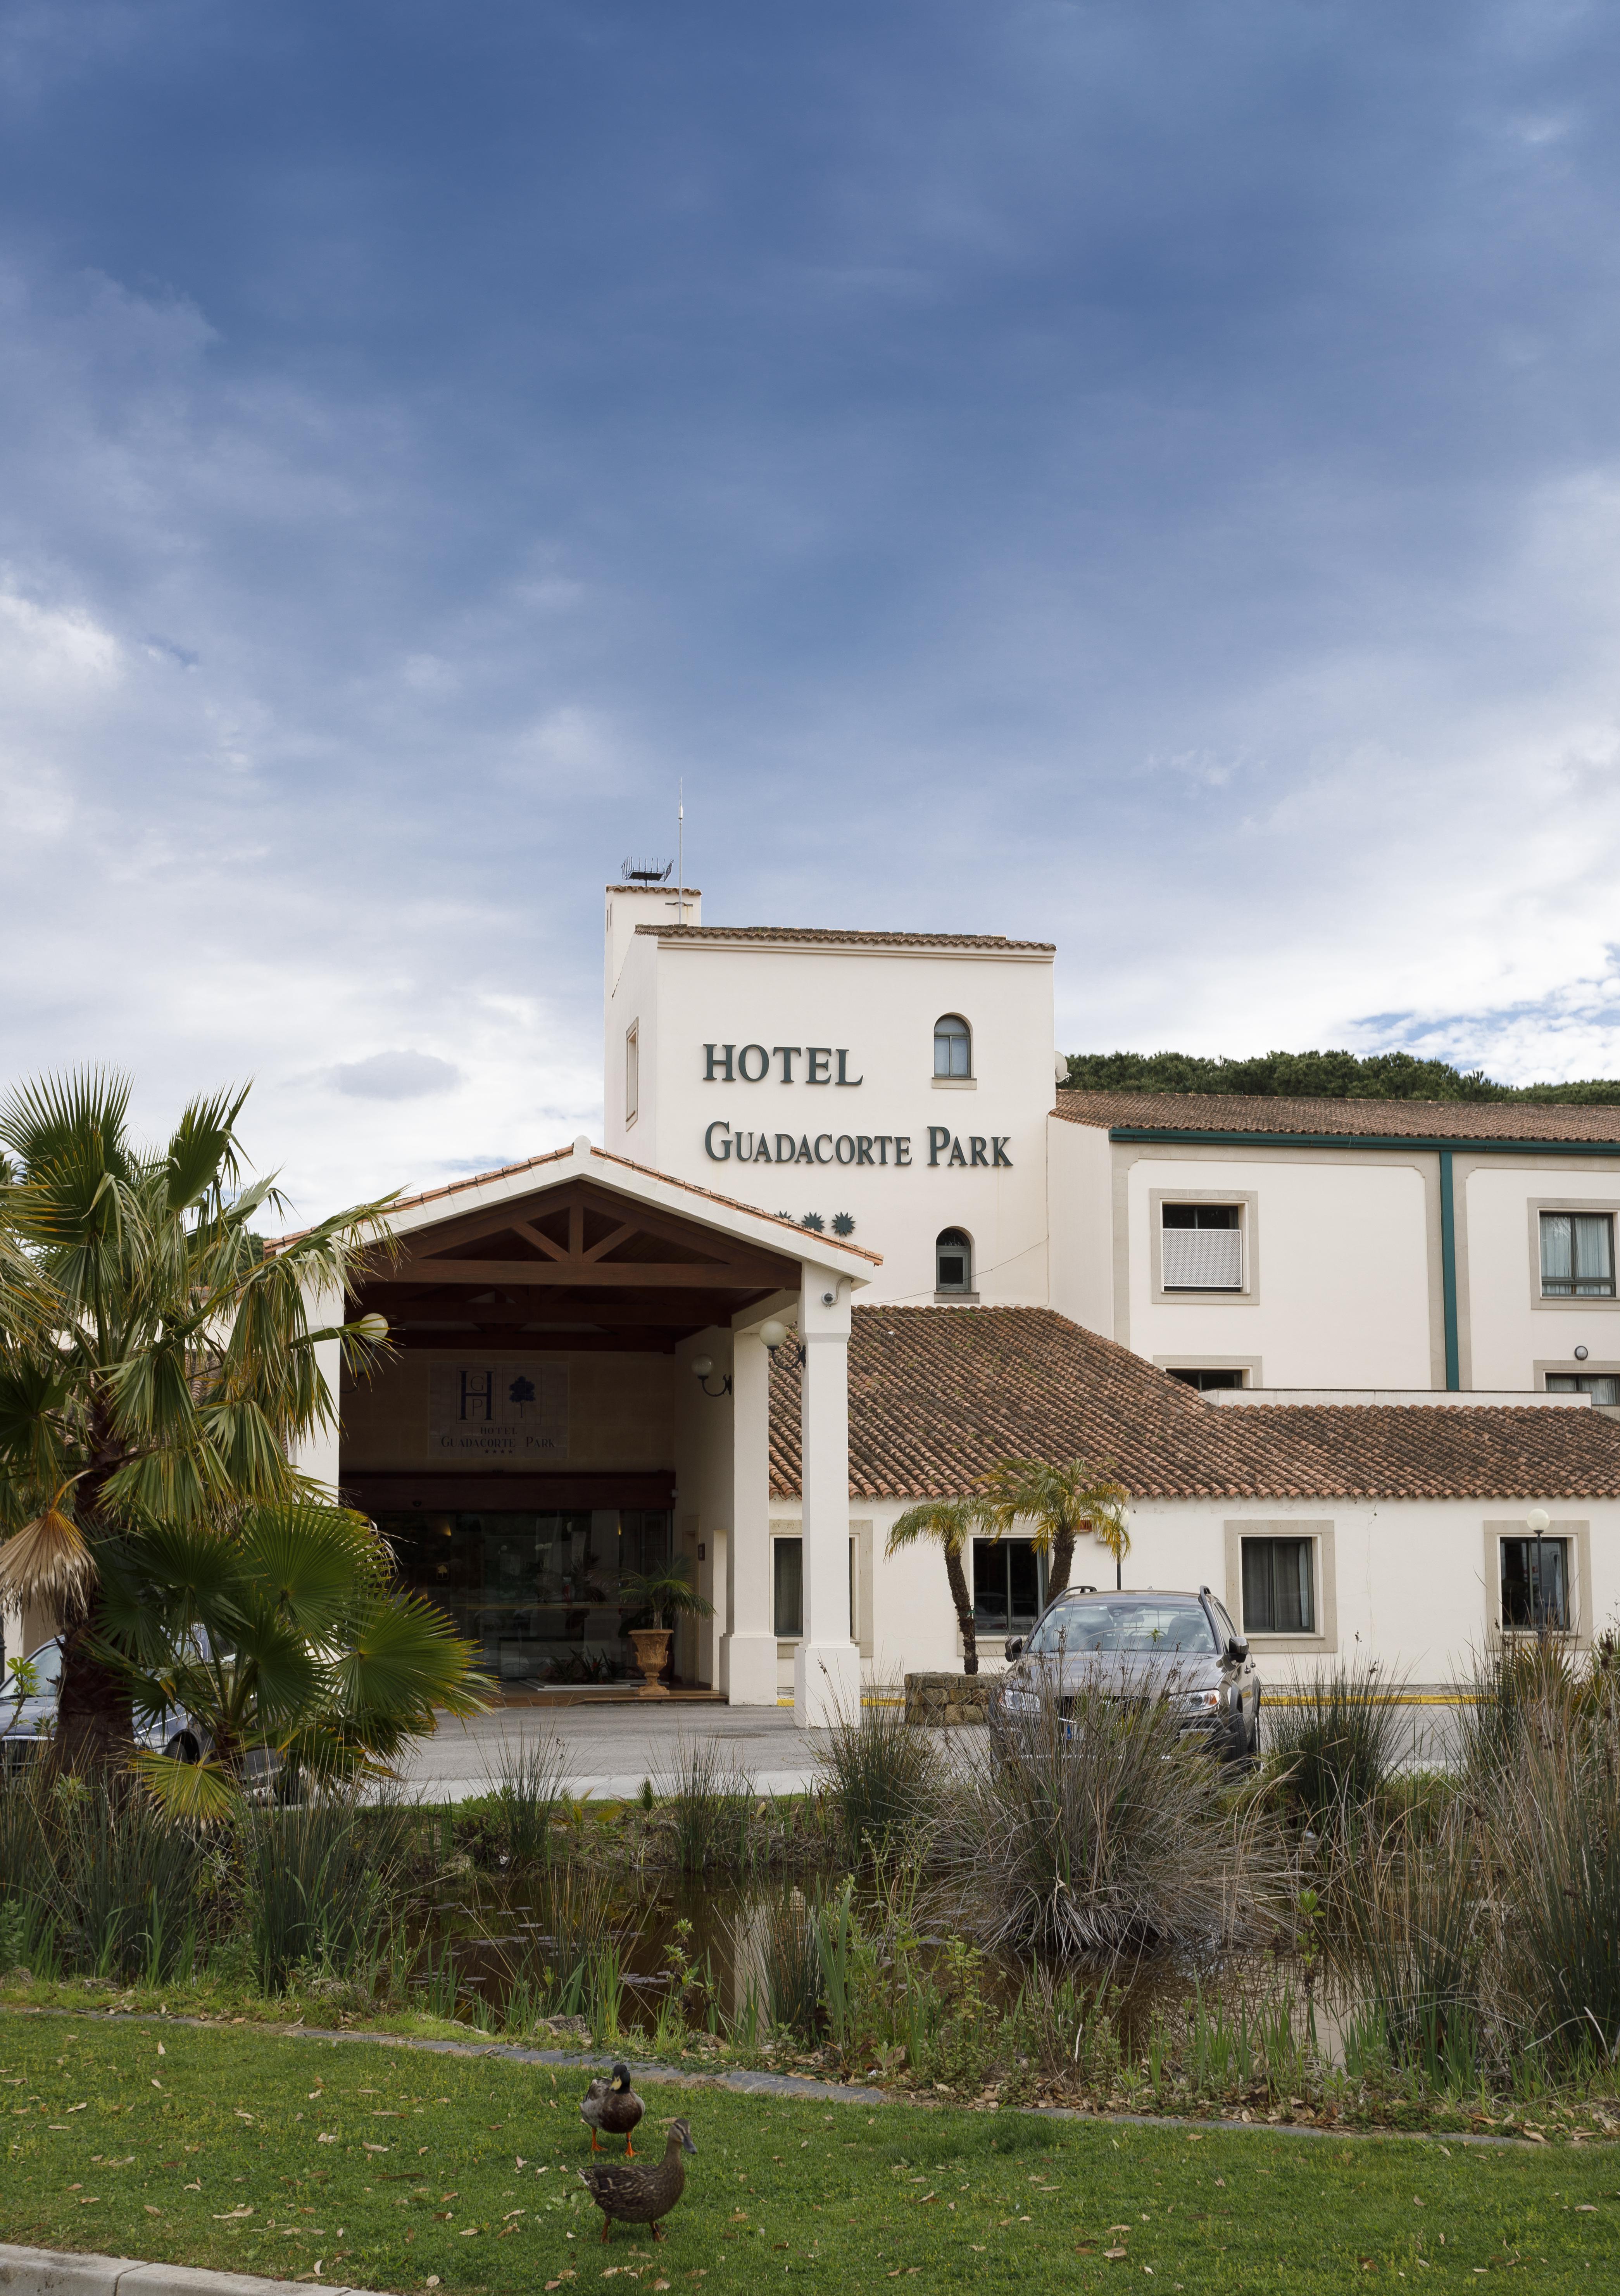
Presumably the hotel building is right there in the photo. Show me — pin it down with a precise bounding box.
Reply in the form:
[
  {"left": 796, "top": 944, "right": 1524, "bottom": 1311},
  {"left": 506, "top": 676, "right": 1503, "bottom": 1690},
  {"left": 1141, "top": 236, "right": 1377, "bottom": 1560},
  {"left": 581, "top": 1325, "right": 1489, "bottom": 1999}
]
[{"left": 298, "top": 880, "right": 1620, "bottom": 1718}]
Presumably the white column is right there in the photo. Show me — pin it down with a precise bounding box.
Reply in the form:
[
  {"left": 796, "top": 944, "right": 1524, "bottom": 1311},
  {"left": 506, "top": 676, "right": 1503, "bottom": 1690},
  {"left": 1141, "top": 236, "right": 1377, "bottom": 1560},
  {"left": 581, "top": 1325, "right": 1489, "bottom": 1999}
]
[
  {"left": 794, "top": 1271, "right": 860, "bottom": 1727},
  {"left": 722, "top": 1325, "right": 778, "bottom": 1705},
  {"left": 288, "top": 1282, "right": 343, "bottom": 1497}
]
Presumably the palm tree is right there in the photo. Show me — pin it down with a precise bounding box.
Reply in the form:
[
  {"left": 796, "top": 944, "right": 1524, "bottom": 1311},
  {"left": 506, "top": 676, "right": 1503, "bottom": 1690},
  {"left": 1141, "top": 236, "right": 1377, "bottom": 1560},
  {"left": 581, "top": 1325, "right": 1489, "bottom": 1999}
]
[
  {"left": 980, "top": 1457, "right": 1130, "bottom": 1600},
  {"left": 0, "top": 1069, "right": 465, "bottom": 1774},
  {"left": 102, "top": 1497, "right": 489, "bottom": 1815},
  {"left": 886, "top": 1496, "right": 994, "bottom": 1674}
]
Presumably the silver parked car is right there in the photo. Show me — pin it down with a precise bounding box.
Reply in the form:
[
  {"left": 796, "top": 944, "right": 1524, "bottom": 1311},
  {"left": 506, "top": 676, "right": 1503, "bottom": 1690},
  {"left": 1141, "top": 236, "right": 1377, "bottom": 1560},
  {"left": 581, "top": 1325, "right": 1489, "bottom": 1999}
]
[
  {"left": 0, "top": 1639, "right": 206, "bottom": 1770},
  {"left": 995, "top": 1585, "right": 1262, "bottom": 1763}
]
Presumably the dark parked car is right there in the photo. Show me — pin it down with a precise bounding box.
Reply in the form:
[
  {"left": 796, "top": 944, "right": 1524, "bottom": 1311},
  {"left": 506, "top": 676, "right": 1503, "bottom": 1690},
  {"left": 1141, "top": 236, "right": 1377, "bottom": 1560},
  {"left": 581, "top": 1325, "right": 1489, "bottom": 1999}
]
[{"left": 995, "top": 1585, "right": 1262, "bottom": 1763}]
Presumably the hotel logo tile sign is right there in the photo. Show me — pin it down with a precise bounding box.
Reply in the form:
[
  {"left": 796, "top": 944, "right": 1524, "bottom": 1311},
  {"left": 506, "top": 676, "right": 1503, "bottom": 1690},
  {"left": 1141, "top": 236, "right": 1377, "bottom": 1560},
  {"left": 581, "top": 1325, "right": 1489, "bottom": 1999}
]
[{"left": 428, "top": 1362, "right": 569, "bottom": 1460}]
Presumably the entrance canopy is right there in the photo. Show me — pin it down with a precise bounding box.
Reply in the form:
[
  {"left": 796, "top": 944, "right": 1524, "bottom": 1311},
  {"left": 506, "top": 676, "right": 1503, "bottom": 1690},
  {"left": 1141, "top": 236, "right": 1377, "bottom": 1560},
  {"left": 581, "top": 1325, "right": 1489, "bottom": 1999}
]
[{"left": 314, "top": 1136, "right": 875, "bottom": 1711}]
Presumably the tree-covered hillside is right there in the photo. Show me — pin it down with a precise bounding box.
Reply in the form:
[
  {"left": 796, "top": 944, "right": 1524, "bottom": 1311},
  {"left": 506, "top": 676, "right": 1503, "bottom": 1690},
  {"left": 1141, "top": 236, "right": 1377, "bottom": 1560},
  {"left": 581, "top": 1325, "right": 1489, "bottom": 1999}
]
[{"left": 1062, "top": 1048, "right": 1620, "bottom": 1104}]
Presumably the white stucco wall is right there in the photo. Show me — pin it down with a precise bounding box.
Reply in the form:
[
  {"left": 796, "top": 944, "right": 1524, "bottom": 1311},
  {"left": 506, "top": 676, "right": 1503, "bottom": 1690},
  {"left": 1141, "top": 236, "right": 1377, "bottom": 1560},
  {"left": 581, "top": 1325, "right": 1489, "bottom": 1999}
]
[
  {"left": 1462, "top": 1155, "right": 1620, "bottom": 1393},
  {"left": 852, "top": 1491, "right": 1620, "bottom": 1687},
  {"left": 606, "top": 923, "right": 1057, "bottom": 1309},
  {"left": 1116, "top": 1148, "right": 1438, "bottom": 1388},
  {"left": 1045, "top": 1110, "right": 1113, "bottom": 1334}
]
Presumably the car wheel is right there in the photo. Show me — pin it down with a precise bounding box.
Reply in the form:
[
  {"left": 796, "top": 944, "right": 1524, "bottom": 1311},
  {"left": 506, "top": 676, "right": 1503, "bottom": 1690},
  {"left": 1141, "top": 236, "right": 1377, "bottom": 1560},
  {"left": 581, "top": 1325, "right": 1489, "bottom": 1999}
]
[{"left": 164, "top": 1732, "right": 201, "bottom": 1765}]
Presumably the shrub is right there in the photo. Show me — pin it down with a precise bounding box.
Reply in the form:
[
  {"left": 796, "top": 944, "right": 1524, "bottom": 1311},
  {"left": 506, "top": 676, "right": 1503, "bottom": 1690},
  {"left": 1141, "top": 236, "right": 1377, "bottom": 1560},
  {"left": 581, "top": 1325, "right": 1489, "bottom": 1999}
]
[{"left": 937, "top": 1668, "right": 1283, "bottom": 1959}]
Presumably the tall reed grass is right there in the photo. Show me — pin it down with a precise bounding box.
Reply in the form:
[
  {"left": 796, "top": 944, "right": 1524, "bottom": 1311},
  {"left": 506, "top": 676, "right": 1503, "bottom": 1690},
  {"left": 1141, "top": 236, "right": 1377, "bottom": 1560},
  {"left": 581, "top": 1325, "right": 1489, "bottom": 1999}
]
[
  {"left": 1267, "top": 1663, "right": 1409, "bottom": 1827},
  {"left": 243, "top": 1795, "right": 420, "bottom": 1991},
  {"left": 476, "top": 1733, "right": 570, "bottom": 1867},
  {"left": 1489, "top": 1682, "right": 1620, "bottom": 2070},
  {"left": 814, "top": 1692, "right": 939, "bottom": 1868},
  {"left": 655, "top": 1738, "right": 756, "bottom": 1872},
  {"left": 0, "top": 1769, "right": 209, "bottom": 1982}
]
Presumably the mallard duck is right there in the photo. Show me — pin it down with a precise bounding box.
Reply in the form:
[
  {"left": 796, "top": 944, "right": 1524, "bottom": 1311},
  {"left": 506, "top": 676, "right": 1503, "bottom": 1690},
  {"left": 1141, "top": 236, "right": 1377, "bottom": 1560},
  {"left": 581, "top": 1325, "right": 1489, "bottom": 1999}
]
[
  {"left": 579, "top": 2062, "right": 644, "bottom": 2154},
  {"left": 579, "top": 2117, "right": 696, "bottom": 2242}
]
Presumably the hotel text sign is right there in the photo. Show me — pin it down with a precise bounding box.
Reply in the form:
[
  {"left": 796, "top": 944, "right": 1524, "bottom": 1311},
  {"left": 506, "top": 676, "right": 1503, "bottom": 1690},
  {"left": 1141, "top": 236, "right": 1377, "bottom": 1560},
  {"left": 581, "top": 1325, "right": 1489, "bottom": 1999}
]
[
  {"left": 699, "top": 1043, "right": 1009, "bottom": 1168},
  {"left": 428, "top": 1362, "right": 569, "bottom": 1460}
]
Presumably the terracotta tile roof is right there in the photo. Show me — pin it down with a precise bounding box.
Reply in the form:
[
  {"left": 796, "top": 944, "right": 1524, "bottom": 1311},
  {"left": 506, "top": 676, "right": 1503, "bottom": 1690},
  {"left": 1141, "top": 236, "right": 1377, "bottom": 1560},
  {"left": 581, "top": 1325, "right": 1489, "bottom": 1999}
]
[
  {"left": 273, "top": 1144, "right": 880, "bottom": 1264},
  {"left": 767, "top": 1306, "right": 1620, "bottom": 1501},
  {"left": 638, "top": 924, "right": 1055, "bottom": 953},
  {"left": 1054, "top": 1089, "right": 1620, "bottom": 1145}
]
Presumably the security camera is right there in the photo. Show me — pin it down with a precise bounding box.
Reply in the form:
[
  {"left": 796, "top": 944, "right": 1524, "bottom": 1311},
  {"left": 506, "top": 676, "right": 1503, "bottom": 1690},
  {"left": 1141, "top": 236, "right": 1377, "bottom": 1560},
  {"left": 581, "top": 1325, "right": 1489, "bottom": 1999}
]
[{"left": 822, "top": 1290, "right": 835, "bottom": 1307}]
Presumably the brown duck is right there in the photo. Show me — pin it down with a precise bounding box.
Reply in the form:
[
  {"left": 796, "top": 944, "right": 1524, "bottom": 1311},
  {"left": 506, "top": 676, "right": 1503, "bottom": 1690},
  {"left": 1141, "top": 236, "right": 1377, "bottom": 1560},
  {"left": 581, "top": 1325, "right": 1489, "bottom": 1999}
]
[
  {"left": 579, "top": 2062, "right": 644, "bottom": 2155},
  {"left": 578, "top": 2117, "right": 697, "bottom": 2243}
]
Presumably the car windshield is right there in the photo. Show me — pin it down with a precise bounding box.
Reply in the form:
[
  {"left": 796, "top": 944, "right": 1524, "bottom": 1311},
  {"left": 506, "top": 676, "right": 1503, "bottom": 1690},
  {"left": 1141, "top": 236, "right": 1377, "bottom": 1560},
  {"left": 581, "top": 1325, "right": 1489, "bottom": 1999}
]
[{"left": 1025, "top": 1599, "right": 1218, "bottom": 1655}]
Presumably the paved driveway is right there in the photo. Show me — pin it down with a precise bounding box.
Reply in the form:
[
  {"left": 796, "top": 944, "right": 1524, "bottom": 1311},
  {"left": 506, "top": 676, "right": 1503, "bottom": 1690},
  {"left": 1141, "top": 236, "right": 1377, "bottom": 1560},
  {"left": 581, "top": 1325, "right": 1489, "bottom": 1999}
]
[{"left": 395, "top": 1704, "right": 823, "bottom": 1803}]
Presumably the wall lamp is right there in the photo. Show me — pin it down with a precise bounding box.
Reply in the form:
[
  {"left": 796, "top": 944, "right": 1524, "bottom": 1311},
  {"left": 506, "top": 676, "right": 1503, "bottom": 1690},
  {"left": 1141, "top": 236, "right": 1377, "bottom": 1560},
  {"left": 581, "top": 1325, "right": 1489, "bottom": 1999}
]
[
  {"left": 758, "top": 1318, "right": 807, "bottom": 1368},
  {"left": 690, "top": 1354, "right": 732, "bottom": 1398}
]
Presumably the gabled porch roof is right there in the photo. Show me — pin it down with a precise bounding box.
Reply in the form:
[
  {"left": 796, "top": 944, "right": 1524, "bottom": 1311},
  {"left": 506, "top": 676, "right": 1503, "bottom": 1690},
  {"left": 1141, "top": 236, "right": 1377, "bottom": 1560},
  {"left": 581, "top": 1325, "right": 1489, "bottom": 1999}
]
[{"left": 347, "top": 1134, "right": 878, "bottom": 1356}]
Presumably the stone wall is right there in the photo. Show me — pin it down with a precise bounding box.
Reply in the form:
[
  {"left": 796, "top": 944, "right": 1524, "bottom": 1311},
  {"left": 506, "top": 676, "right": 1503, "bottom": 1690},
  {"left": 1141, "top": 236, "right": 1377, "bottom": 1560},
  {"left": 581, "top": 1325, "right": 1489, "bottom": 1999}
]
[{"left": 904, "top": 1670, "right": 992, "bottom": 1725}]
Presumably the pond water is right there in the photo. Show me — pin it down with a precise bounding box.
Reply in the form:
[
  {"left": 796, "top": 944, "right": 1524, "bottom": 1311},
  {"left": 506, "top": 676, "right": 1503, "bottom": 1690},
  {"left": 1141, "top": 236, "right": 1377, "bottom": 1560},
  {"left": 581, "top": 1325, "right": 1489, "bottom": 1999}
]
[{"left": 407, "top": 1864, "right": 1327, "bottom": 2065}]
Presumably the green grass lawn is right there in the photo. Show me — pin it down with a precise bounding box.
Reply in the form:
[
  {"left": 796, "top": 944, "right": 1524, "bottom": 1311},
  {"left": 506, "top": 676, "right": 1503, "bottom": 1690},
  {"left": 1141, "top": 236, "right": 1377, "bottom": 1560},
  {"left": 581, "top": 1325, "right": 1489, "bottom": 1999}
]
[{"left": 0, "top": 2016, "right": 1617, "bottom": 2293}]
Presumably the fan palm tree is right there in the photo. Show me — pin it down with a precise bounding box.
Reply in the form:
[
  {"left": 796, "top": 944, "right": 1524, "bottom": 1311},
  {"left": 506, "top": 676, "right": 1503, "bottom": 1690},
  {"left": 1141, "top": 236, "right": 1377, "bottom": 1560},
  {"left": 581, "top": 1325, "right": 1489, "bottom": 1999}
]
[
  {"left": 0, "top": 1069, "right": 474, "bottom": 1774},
  {"left": 886, "top": 1496, "right": 994, "bottom": 1674},
  {"left": 100, "top": 1497, "right": 488, "bottom": 1815},
  {"left": 980, "top": 1457, "right": 1131, "bottom": 1599}
]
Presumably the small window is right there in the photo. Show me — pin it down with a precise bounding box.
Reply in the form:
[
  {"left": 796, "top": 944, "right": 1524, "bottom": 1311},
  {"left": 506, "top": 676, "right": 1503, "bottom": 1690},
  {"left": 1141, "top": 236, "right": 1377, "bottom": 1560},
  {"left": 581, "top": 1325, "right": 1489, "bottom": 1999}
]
[
  {"left": 1546, "top": 1373, "right": 1620, "bottom": 1405},
  {"left": 972, "top": 1538, "right": 1045, "bottom": 1634},
  {"left": 773, "top": 1537, "right": 803, "bottom": 1638},
  {"left": 1162, "top": 1202, "right": 1243, "bottom": 1291},
  {"left": 1540, "top": 1211, "right": 1614, "bottom": 1297},
  {"left": 933, "top": 1014, "right": 971, "bottom": 1078},
  {"left": 936, "top": 1226, "right": 973, "bottom": 1294},
  {"left": 625, "top": 1022, "right": 639, "bottom": 1126},
  {"left": 1168, "top": 1366, "right": 1247, "bottom": 1391},
  {"left": 1499, "top": 1535, "right": 1569, "bottom": 1631},
  {"left": 1241, "top": 1536, "right": 1315, "bottom": 1635}
]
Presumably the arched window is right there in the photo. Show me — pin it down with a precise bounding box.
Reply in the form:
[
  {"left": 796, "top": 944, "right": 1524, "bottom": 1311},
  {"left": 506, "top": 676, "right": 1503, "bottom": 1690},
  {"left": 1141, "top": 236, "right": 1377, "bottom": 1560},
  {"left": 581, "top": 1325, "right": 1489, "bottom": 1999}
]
[
  {"left": 936, "top": 1226, "right": 973, "bottom": 1295},
  {"left": 934, "top": 1013, "right": 971, "bottom": 1078}
]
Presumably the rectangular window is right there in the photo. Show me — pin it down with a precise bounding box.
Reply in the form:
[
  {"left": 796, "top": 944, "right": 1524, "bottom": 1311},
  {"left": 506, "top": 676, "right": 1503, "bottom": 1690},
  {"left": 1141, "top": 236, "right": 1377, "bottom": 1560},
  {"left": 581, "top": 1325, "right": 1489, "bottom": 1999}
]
[
  {"left": 773, "top": 1537, "right": 803, "bottom": 1638},
  {"left": 1168, "top": 1366, "right": 1247, "bottom": 1391},
  {"left": 1546, "top": 1373, "right": 1620, "bottom": 1405},
  {"left": 625, "top": 1023, "right": 639, "bottom": 1126},
  {"left": 1540, "top": 1210, "right": 1613, "bottom": 1296},
  {"left": 1162, "top": 1203, "right": 1243, "bottom": 1291},
  {"left": 971, "top": 1538, "right": 1045, "bottom": 1634},
  {"left": 1240, "top": 1536, "right": 1315, "bottom": 1635},
  {"left": 1499, "top": 1535, "right": 1570, "bottom": 1631}
]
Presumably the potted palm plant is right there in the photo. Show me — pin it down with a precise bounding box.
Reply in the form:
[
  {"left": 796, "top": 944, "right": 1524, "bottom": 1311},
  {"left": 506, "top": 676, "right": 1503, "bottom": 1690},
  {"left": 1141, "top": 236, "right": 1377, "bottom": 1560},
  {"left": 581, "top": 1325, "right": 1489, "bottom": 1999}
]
[{"left": 619, "top": 1559, "right": 714, "bottom": 1698}]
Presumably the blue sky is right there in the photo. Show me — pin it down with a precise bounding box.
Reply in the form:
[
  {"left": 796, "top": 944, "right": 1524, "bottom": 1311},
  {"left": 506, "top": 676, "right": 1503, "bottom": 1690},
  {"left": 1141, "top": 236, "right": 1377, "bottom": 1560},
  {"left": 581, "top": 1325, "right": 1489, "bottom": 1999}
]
[{"left": 5, "top": 2, "right": 1620, "bottom": 1213}]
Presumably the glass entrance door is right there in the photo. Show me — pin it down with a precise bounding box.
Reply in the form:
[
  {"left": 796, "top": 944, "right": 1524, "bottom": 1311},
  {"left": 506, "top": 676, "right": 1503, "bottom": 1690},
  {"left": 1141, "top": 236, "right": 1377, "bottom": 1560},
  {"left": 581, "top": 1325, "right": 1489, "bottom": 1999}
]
[{"left": 382, "top": 1508, "right": 672, "bottom": 1685}]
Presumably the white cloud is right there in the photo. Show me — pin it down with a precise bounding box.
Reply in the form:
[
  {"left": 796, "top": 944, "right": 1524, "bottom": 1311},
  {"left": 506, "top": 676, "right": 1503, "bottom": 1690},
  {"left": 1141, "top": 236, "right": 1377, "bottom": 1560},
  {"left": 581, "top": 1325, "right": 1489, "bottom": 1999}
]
[{"left": 331, "top": 1050, "right": 462, "bottom": 1100}]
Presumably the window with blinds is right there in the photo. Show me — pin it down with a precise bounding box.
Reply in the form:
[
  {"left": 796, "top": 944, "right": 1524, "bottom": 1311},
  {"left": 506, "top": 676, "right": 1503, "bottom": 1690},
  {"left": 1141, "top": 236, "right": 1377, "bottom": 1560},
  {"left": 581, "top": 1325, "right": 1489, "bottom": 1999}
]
[
  {"left": 1540, "top": 1211, "right": 1614, "bottom": 1297},
  {"left": 1162, "top": 1203, "right": 1243, "bottom": 1290}
]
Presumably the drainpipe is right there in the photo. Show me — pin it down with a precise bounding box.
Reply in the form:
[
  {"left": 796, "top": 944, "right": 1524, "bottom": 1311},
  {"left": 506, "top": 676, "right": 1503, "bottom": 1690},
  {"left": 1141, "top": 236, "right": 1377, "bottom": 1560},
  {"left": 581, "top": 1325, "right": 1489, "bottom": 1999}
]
[{"left": 1439, "top": 1150, "right": 1460, "bottom": 1391}]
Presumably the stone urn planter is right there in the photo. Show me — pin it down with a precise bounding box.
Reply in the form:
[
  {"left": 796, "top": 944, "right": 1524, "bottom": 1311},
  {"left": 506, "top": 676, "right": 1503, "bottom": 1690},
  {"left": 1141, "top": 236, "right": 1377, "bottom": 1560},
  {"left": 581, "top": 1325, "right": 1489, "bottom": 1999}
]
[{"left": 629, "top": 1626, "right": 673, "bottom": 1698}]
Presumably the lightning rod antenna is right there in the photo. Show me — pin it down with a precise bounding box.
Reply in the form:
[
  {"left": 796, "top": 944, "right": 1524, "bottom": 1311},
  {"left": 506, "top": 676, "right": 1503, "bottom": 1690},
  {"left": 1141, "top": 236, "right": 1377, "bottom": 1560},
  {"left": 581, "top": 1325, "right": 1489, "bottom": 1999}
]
[{"left": 677, "top": 781, "right": 686, "bottom": 923}]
